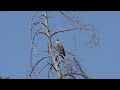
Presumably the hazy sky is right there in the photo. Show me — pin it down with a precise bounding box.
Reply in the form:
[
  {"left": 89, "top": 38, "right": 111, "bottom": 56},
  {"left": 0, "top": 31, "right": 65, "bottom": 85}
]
[{"left": 0, "top": 11, "right": 120, "bottom": 79}]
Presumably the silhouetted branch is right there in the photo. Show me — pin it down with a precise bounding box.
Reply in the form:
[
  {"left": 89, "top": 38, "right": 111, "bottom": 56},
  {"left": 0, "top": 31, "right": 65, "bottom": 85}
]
[
  {"left": 60, "top": 11, "right": 73, "bottom": 21},
  {"left": 39, "top": 62, "right": 50, "bottom": 74},
  {"left": 51, "top": 28, "right": 83, "bottom": 37},
  {"left": 29, "top": 56, "right": 50, "bottom": 77},
  {"left": 64, "top": 73, "right": 76, "bottom": 79},
  {"left": 60, "top": 11, "right": 80, "bottom": 24}
]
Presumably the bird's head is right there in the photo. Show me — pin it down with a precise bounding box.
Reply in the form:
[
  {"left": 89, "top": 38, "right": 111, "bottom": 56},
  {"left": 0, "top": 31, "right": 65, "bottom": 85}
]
[
  {"left": 56, "top": 39, "right": 60, "bottom": 44},
  {"left": 56, "top": 39, "right": 59, "bottom": 41}
]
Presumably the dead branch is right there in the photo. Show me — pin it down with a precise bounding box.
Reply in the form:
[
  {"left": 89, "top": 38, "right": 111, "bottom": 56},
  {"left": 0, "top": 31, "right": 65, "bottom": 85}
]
[
  {"left": 32, "top": 29, "right": 48, "bottom": 42},
  {"left": 29, "top": 56, "right": 50, "bottom": 77},
  {"left": 38, "top": 62, "right": 50, "bottom": 74},
  {"left": 44, "top": 11, "right": 63, "bottom": 79},
  {"left": 51, "top": 28, "right": 83, "bottom": 37},
  {"left": 29, "top": 11, "right": 99, "bottom": 79},
  {"left": 64, "top": 73, "right": 76, "bottom": 79},
  {"left": 60, "top": 11, "right": 80, "bottom": 24},
  {"left": 60, "top": 51, "right": 89, "bottom": 79}
]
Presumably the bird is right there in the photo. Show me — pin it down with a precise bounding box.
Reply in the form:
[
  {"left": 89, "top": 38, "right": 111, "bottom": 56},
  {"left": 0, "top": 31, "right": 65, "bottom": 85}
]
[{"left": 56, "top": 39, "right": 65, "bottom": 59}]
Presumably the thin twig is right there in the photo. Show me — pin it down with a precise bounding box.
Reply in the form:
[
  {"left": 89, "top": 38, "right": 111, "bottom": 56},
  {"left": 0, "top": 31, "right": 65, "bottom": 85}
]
[
  {"left": 39, "top": 62, "right": 50, "bottom": 74},
  {"left": 48, "top": 65, "right": 52, "bottom": 79},
  {"left": 29, "top": 56, "right": 50, "bottom": 77},
  {"left": 60, "top": 11, "right": 80, "bottom": 24},
  {"left": 64, "top": 74, "right": 76, "bottom": 79},
  {"left": 29, "top": 11, "right": 40, "bottom": 75},
  {"left": 51, "top": 28, "right": 83, "bottom": 37}
]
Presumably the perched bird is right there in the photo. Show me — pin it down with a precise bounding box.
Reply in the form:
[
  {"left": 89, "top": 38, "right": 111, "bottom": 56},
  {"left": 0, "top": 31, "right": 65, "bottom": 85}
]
[{"left": 56, "top": 39, "right": 65, "bottom": 59}]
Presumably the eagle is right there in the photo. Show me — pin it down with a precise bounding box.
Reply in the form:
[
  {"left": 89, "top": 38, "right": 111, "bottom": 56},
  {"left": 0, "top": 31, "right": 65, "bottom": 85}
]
[{"left": 56, "top": 39, "right": 65, "bottom": 59}]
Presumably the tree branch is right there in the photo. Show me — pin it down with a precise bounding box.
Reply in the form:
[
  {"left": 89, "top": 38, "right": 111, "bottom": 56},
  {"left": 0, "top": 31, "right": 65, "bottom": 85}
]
[
  {"left": 29, "top": 56, "right": 50, "bottom": 77},
  {"left": 39, "top": 62, "right": 50, "bottom": 74},
  {"left": 44, "top": 11, "right": 63, "bottom": 79},
  {"left": 51, "top": 28, "right": 83, "bottom": 37},
  {"left": 60, "top": 11, "right": 80, "bottom": 24}
]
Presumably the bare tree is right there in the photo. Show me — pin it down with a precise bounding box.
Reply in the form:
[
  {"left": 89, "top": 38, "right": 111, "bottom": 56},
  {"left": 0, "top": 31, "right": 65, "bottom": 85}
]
[{"left": 27, "top": 11, "right": 99, "bottom": 79}]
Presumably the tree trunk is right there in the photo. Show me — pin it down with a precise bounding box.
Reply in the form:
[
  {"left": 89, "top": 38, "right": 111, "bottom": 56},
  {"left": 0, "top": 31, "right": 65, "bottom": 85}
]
[{"left": 44, "top": 11, "right": 63, "bottom": 79}]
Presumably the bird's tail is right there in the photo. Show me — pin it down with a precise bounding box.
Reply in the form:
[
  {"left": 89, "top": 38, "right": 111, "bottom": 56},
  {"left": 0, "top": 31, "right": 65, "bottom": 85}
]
[{"left": 60, "top": 54, "right": 65, "bottom": 60}]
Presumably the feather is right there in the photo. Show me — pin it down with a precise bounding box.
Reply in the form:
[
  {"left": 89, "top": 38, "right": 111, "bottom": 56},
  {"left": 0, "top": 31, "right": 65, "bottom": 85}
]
[{"left": 56, "top": 39, "right": 65, "bottom": 59}]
